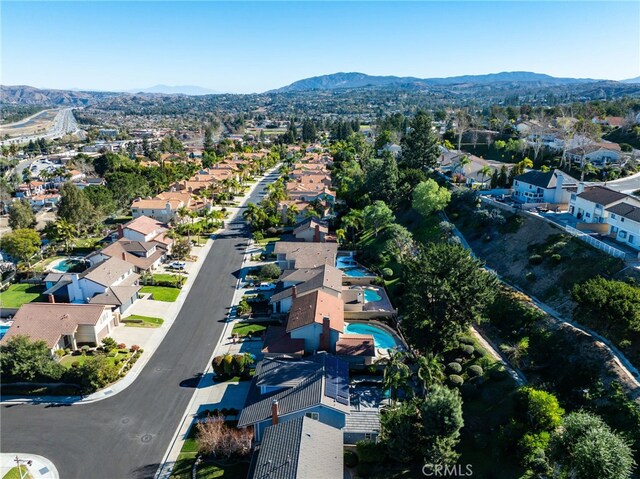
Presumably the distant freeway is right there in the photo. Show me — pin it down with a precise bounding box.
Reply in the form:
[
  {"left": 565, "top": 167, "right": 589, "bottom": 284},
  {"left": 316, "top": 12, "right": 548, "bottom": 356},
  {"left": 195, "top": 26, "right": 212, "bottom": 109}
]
[{"left": 0, "top": 108, "right": 85, "bottom": 146}]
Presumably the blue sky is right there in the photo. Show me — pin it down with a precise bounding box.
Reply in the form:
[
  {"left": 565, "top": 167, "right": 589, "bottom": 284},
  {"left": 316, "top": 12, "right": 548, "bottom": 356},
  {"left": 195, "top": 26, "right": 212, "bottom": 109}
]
[{"left": 2, "top": 1, "right": 639, "bottom": 93}]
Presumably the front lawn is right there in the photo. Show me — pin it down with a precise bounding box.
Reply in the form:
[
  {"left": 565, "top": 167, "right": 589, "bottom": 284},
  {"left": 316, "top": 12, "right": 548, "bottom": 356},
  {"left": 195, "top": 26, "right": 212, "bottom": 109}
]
[
  {"left": 231, "top": 321, "right": 267, "bottom": 338},
  {"left": 0, "top": 283, "right": 44, "bottom": 308},
  {"left": 2, "top": 466, "right": 32, "bottom": 479},
  {"left": 197, "top": 461, "right": 249, "bottom": 479},
  {"left": 141, "top": 285, "right": 180, "bottom": 302},
  {"left": 59, "top": 349, "right": 131, "bottom": 369},
  {"left": 122, "top": 314, "right": 164, "bottom": 328}
]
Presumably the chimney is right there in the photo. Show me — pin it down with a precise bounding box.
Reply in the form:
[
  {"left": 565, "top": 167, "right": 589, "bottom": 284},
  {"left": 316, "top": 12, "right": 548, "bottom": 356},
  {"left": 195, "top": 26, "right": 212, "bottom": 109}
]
[
  {"left": 121, "top": 252, "right": 127, "bottom": 261},
  {"left": 577, "top": 182, "right": 585, "bottom": 194},
  {"left": 271, "top": 400, "right": 279, "bottom": 425},
  {"left": 320, "top": 317, "right": 331, "bottom": 352},
  {"left": 292, "top": 286, "right": 297, "bottom": 299},
  {"left": 48, "top": 294, "right": 55, "bottom": 304},
  {"left": 313, "top": 224, "right": 320, "bottom": 243},
  {"left": 117, "top": 224, "right": 124, "bottom": 239}
]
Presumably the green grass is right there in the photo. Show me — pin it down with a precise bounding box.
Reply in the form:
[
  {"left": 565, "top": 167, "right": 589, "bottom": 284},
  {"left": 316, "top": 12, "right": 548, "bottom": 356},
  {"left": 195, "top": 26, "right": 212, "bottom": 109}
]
[
  {"left": 197, "top": 462, "right": 249, "bottom": 479},
  {"left": 122, "top": 314, "right": 164, "bottom": 328},
  {"left": 170, "top": 452, "right": 197, "bottom": 479},
  {"left": 0, "top": 283, "right": 44, "bottom": 308},
  {"left": 2, "top": 465, "right": 32, "bottom": 479},
  {"left": 141, "top": 286, "right": 180, "bottom": 302},
  {"left": 231, "top": 321, "right": 267, "bottom": 337},
  {"left": 59, "top": 350, "right": 131, "bottom": 369},
  {"left": 32, "top": 255, "right": 65, "bottom": 273}
]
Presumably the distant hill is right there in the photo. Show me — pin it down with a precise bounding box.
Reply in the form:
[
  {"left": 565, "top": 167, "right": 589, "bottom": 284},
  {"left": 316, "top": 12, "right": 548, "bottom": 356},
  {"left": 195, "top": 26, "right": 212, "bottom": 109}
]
[
  {"left": 127, "top": 85, "right": 220, "bottom": 95},
  {"left": 0, "top": 85, "right": 119, "bottom": 105},
  {"left": 271, "top": 71, "right": 600, "bottom": 92},
  {"left": 621, "top": 76, "right": 640, "bottom": 84}
]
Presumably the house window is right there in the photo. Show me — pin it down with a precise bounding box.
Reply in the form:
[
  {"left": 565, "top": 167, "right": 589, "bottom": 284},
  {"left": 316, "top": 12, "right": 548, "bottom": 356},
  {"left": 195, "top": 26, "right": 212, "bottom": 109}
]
[
  {"left": 585, "top": 213, "right": 591, "bottom": 218},
  {"left": 620, "top": 231, "right": 627, "bottom": 239},
  {"left": 611, "top": 214, "right": 616, "bottom": 219},
  {"left": 305, "top": 412, "right": 319, "bottom": 421},
  {"left": 621, "top": 218, "right": 625, "bottom": 222},
  {"left": 630, "top": 235, "right": 635, "bottom": 244},
  {"left": 571, "top": 194, "right": 576, "bottom": 201},
  {"left": 364, "top": 433, "right": 373, "bottom": 441},
  {"left": 611, "top": 226, "right": 618, "bottom": 234}
]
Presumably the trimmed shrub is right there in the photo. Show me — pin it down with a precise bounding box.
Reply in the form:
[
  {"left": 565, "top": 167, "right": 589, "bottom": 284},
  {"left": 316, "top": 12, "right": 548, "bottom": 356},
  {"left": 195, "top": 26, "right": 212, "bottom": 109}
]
[
  {"left": 71, "top": 361, "right": 80, "bottom": 368},
  {"left": 458, "top": 336, "right": 475, "bottom": 346},
  {"left": 117, "top": 343, "right": 126, "bottom": 350},
  {"left": 212, "top": 355, "right": 225, "bottom": 377},
  {"left": 55, "top": 349, "right": 66, "bottom": 358},
  {"left": 381, "top": 267, "right": 393, "bottom": 278},
  {"left": 551, "top": 253, "right": 562, "bottom": 264},
  {"left": 447, "top": 362, "right": 463, "bottom": 374},
  {"left": 468, "top": 365, "right": 484, "bottom": 377},
  {"left": 259, "top": 263, "right": 281, "bottom": 279},
  {"left": 448, "top": 374, "right": 464, "bottom": 387},
  {"left": 344, "top": 450, "right": 359, "bottom": 468},
  {"left": 130, "top": 345, "right": 140, "bottom": 352},
  {"left": 528, "top": 254, "right": 543, "bottom": 265},
  {"left": 461, "top": 344, "right": 475, "bottom": 356},
  {"left": 102, "top": 337, "right": 117, "bottom": 350}
]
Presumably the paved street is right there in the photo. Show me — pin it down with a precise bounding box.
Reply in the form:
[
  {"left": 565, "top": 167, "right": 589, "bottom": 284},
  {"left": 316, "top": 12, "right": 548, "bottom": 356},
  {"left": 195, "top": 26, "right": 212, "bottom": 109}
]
[{"left": 0, "top": 170, "right": 281, "bottom": 479}]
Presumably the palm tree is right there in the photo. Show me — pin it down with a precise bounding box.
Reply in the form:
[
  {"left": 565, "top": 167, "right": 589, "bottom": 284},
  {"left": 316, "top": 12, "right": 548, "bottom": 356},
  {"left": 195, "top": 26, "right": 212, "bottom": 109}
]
[
  {"left": 415, "top": 353, "right": 444, "bottom": 396},
  {"left": 383, "top": 350, "right": 411, "bottom": 405},
  {"left": 580, "top": 161, "right": 597, "bottom": 182},
  {"left": 479, "top": 165, "right": 493, "bottom": 189},
  {"left": 341, "top": 209, "right": 364, "bottom": 244},
  {"left": 335, "top": 228, "right": 346, "bottom": 245},
  {"left": 455, "top": 155, "right": 471, "bottom": 176},
  {"left": 176, "top": 206, "right": 190, "bottom": 226},
  {"left": 55, "top": 219, "right": 77, "bottom": 253},
  {"left": 499, "top": 337, "right": 529, "bottom": 369}
]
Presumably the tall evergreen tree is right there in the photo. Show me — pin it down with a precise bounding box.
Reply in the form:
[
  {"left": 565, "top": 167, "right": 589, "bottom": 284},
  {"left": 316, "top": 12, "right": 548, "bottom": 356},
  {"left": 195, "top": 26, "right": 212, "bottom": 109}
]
[{"left": 400, "top": 110, "right": 440, "bottom": 171}]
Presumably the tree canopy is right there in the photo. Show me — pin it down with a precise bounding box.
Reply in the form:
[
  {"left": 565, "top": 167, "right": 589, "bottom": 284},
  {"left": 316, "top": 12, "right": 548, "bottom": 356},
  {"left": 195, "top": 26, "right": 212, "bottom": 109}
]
[
  {"left": 8, "top": 199, "right": 36, "bottom": 230},
  {"left": 403, "top": 242, "right": 498, "bottom": 352},
  {"left": 412, "top": 179, "right": 451, "bottom": 216},
  {"left": 400, "top": 110, "right": 441, "bottom": 171}
]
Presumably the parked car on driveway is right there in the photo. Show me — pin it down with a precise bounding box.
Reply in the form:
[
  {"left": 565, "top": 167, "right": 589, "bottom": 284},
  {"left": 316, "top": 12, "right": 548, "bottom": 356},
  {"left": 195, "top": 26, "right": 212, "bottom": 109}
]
[
  {"left": 258, "top": 282, "right": 276, "bottom": 291},
  {"left": 168, "top": 261, "right": 186, "bottom": 270}
]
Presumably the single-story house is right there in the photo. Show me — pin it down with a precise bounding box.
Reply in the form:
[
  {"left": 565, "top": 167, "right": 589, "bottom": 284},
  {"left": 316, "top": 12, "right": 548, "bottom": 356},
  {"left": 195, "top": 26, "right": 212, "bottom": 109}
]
[
  {"left": 247, "top": 416, "right": 343, "bottom": 479},
  {"left": 237, "top": 354, "right": 350, "bottom": 442},
  {"left": 0, "top": 303, "right": 116, "bottom": 355}
]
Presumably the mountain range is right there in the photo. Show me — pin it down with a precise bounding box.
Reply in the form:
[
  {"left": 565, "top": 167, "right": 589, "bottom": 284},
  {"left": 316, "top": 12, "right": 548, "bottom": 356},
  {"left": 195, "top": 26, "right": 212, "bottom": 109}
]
[
  {"left": 2, "top": 71, "right": 640, "bottom": 105},
  {"left": 269, "top": 71, "right": 601, "bottom": 93}
]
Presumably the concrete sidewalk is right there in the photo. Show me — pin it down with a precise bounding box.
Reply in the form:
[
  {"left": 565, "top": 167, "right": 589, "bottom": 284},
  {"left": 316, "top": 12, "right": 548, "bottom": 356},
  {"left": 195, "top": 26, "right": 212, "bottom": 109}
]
[{"left": 1, "top": 454, "right": 59, "bottom": 479}]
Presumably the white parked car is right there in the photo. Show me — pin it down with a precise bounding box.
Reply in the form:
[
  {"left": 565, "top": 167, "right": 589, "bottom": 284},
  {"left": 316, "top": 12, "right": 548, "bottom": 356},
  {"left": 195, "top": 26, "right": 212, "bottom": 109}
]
[
  {"left": 258, "top": 282, "right": 276, "bottom": 291},
  {"left": 168, "top": 261, "right": 186, "bottom": 270}
]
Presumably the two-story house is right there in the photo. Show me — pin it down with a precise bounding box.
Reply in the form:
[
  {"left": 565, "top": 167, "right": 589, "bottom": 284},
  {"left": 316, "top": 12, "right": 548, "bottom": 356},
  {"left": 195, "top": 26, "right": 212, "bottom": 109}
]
[
  {"left": 606, "top": 202, "right": 640, "bottom": 251},
  {"left": 44, "top": 257, "right": 141, "bottom": 314},
  {"left": 568, "top": 185, "right": 637, "bottom": 224},
  {"left": 270, "top": 264, "right": 343, "bottom": 314},
  {"left": 512, "top": 169, "right": 577, "bottom": 204},
  {"left": 286, "top": 290, "right": 344, "bottom": 355}
]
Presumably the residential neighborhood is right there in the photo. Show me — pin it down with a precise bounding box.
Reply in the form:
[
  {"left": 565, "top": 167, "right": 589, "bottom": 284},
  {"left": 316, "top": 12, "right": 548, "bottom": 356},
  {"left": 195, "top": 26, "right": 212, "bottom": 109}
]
[{"left": 2, "top": 2, "right": 640, "bottom": 479}]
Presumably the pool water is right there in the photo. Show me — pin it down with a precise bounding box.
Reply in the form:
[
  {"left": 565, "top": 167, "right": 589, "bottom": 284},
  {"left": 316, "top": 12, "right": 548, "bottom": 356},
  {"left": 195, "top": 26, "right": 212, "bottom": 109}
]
[
  {"left": 0, "top": 325, "right": 10, "bottom": 340},
  {"left": 342, "top": 267, "right": 371, "bottom": 277},
  {"left": 55, "top": 259, "right": 79, "bottom": 272},
  {"left": 364, "top": 289, "right": 382, "bottom": 302},
  {"left": 344, "top": 322, "right": 397, "bottom": 350}
]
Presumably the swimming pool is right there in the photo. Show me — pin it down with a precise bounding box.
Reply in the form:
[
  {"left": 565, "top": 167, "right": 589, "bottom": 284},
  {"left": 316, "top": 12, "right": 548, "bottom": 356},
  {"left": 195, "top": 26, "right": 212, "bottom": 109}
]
[
  {"left": 50, "top": 258, "right": 87, "bottom": 273},
  {"left": 344, "top": 322, "right": 397, "bottom": 350},
  {"left": 364, "top": 289, "right": 382, "bottom": 302},
  {"left": 0, "top": 325, "right": 10, "bottom": 340},
  {"left": 342, "top": 267, "right": 371, "bottom": 277}
]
